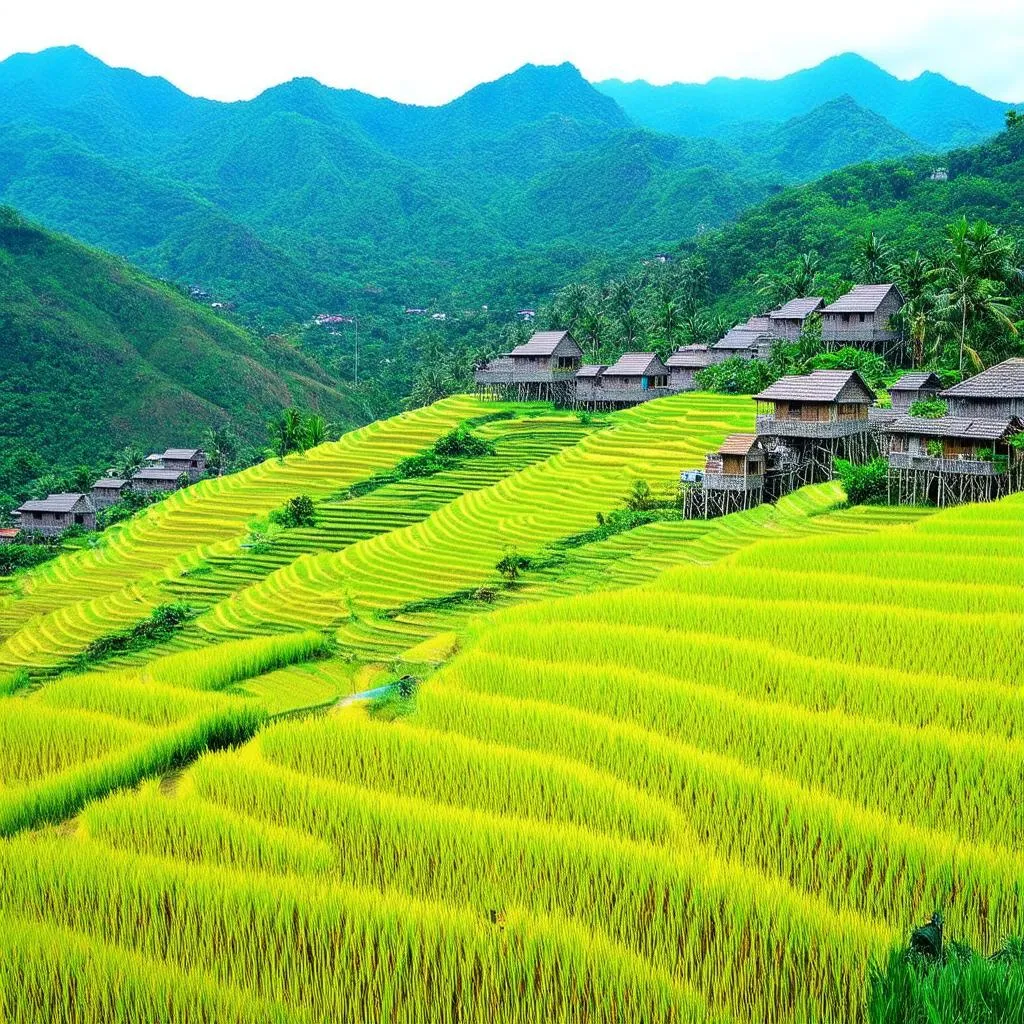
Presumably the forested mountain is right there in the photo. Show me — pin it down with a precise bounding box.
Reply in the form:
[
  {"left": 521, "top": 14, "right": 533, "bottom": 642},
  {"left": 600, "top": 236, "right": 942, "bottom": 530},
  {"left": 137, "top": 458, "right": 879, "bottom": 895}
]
[
  {"left": 2, "top": 46, "right": 1006, "bottom": 330},
  {"left": 598, "top": 53, "right": 1022, "bottom": 151},
  {"left": 0, "top": 207, "right": 360, "bottom": 487}
]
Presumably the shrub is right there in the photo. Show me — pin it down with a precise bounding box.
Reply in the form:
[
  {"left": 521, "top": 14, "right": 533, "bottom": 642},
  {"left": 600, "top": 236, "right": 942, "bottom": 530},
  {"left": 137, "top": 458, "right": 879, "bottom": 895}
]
[
  {"left": 0, "top": 543, "right": 60, "bottom": 576},
  {"left": 695, "top": 357, "right": 775, "bottom": 394},
  {"left": 835, "top": 458, "right": 889, "bottom": 505},
  {"left": 926, "top": 440, "right": 944, "bottom": 458},
  {"left": 624, "top": 480, "right": 658, "bottom": 512},
  {"left": 78, "top": 604, "right": 199, "bottom": 664},
  {"left": 270, "top": 495, "right": 317, "bottom": 529},
  {"left": 908, "top": 398, "right": 948, "bottom": 418},
  {"left": 496, "top": 549, "right": 531, "bottom": 584}
]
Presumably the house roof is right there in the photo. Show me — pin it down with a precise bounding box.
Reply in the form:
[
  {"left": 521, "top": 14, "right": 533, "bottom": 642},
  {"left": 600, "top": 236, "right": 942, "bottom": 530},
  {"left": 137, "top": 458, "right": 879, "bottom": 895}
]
[
  {"left": 132, "top": 468, "right": 184, "bottom": 481},
  {"left": 717, "top": 433, "right": 763, "bottom": 456},
  {"left": 162, "top": 448, "right": 202, "bottom": 460},
  {"left": 887, "top": 415, "right": 1018, "bottom": 441},
  {"left": 92, "top": 478, "right": 128, "bottom": 489},
  {"left": 940, "top": 359, "right": 1024, "bottom": 399},
  {"left": 754, "top": 369, "right": 876, "bottom": 404},
  {"left": 145, "top": 453, "right": 164, "bottom": 462},
  {"left": 889, "top": 372, "right": 944, "bottom": 392},
  {"left": 576, "top": 364, "right": 607, "bottom": 378},
  {"left": 604, "top": 352, "right": 668, "bottom": 376},
  {"left": 666, "top": 345, "right": 715, "bottom": 368},
  {"left": 510, "top": 330, "right": 579, "bottom": 357},
  {"left": 769, "top": 297, "right": 824, "bottom": 320},
  {"left": 16, "top": 493, "right": 95, "bottom": 514},
  {"left": 822, "top": 283, "right": 903, "bottom": 314},
  {"left": 745, "top": 316, "right": 772, "bottom": 332},
  {"left": 714, "top": 327, "right": 766, "bottom": 351},
  {"left": 0, "top": 528, "right": 21, "bottom": 538}
]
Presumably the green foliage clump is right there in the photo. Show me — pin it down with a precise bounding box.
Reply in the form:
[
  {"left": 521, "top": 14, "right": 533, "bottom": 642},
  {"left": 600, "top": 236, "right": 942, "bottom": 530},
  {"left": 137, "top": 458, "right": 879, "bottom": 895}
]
[
  {"left": 695, "top": 357, "right": 775, "bottom": 395},
  {"left": 0, "top": 543, "right": 61, "bottom": 577},
  {"left": 868, "top": 917, "right": 1024, "bottom": 1024},
  {"left": 908, "top": 397, "right": 948, "bottom": 418},
  {"left": 79, "top": 604, "right": 199, "bottom": 664},
  {"left": 496, "top": 549, "right": 532, "bottom": 584},
  {"left": 835, "top": 458, "right": 889, "bottom": 505},
  {"left": 270, "top": 495, "right": 317, "bottom": 529}
]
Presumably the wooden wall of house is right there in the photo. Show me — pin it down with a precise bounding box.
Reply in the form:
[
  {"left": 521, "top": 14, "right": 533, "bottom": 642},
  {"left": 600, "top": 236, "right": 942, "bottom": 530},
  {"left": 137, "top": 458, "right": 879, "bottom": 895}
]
[{"left": 947, "top": 397, "right": 1024, "bottom": 420}]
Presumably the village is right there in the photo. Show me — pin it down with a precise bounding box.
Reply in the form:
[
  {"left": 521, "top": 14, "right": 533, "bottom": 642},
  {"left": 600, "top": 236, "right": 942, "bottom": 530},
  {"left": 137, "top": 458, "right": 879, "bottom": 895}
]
[
  {"left": 474, "top": 281, "right": 1024, "bottom": 515},
  {"left": 2, "top": 448, "right": 206, "bottom": 543}
]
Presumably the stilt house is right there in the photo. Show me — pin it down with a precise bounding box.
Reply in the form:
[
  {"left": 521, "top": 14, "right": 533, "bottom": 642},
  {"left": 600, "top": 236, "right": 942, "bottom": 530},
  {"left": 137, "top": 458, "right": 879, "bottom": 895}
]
[
  {"left": 712, "top": 321, "right": 770, "bottom": 362},
  {"left": 754, "top": 369, "right": 876, "bottom": 484},
  {"left": 14, "top": 494, "right": 96, "bottom": 537},
  {"left": 666, "top": 345, "right": 717, "bottom": 392},
  {"left": 886, "top": 414, "right": 1023, "bottom": 506},
  {"left": 91, "top": 477, "right": 131, "bottom": 508},
  {"left": 685, "top": 434, "right": 768, "bottom": 518},
  {"left": 939, "top": 358, "right": 1024, "bottom": 420},
  {"left": 579, "top": 352, "right": 670, "bottom": 408},
  {"left": 131, "top": 468, "right": 187, "bottom": 494},
  {"left": 474, "top": 330, "right": 582, "bottom": 401},
  {"left": 768, "top": 297, "right": 824, "bottom": 341},
  {"left": 821, "top": 284, "right": 905, "bottom": 360},
  {"left": 887, "top": 372, "right": 944, "bottom": 414}
]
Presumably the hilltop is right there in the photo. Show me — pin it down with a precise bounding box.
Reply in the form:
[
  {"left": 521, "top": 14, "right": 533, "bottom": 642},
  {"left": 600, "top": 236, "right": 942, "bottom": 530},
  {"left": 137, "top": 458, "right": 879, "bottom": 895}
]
[
  {"left": 0, "top": 207, "right": 358, "bottom": 482},
  {"left": 598, "top": 52, "right": 1022, "bottom": 150}
]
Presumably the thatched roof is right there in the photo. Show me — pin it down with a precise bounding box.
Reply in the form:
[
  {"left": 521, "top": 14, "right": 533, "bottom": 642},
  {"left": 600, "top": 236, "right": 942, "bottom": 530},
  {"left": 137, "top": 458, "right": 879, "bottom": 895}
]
[
  {"left": 822, "top": 284, "right": 903, "bottom": 314},
  {"left": 714, "top": 327, "right": 765, "bottom": 351},
  {"left": 889, "top": 372, "right": 943, "bottom": 392},
  {"left": 887, "top": 415, "right": 1019, "bottom": 441},
  {"left": 667, "top": 345, "right": 715, "bottom": 368},
  {"left": 92, "top": 478, "right": 128, "bottom": 489},
  {"left": 940, "top": 359, "right": 1024, "bottom": 399},
  {"left": 576, "top": 364, "right": 607, "bottom": 378},
  {"left": 162, "top": 448, "right": 203, "bottom": 460},
  {"left": 16, "top": 493, "right": 95, "bottom": 514},
  {"left": 717, "top": 434, "right": 763, "bottom": 457},
  {"left": 769, "top": 297, "right": 824, "bottom": 320},
  {"left": 755, "top": 369, "right": 876, "bottom": 404},
  {"left": 132, "top": 469, "right": 184, "bottom": 482},
  {"left": 604, "top": 352, "right": 668, "bottom": 377},
  {"left": 510, "top": 331, "right": 580, "bottom": 357}
]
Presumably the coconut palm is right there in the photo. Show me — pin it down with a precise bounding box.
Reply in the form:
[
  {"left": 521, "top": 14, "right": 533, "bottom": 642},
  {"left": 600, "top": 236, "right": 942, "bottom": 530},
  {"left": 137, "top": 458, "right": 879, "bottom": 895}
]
[{"left": 854, "top": 230, "right": 893, "bottom": 284}]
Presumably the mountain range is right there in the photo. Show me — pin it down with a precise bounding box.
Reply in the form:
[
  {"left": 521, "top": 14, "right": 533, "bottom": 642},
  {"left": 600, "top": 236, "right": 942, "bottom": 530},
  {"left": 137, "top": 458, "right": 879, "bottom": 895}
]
[{"left": 0, "top": 46, "right": 1014, "bottom": 324}]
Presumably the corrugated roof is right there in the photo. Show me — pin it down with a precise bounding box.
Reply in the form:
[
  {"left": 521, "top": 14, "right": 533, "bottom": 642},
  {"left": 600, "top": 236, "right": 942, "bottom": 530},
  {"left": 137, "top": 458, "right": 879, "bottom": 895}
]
[
  {"left": 889, "top": 372, "right": 943, "bottom": 392},
  {"left": 822, "top": 284, "right": 902, "bottom": 314},
  {"left": 132, "top": 468, "right": 185, "bottom": 481},
  {"left": 604, "top": 352, "right": 667, "bottom": 376},
  {"left": 162, "top": 448, "right": 202, "bottom": 460},
  {"left": 887, "top": 415, "right": 1016, "bottom": 440},
  {"left": 510, "top": 330, "right": 578, "bottom": 357},
  {"left": 717, "top": 434, "right": 762, "bottom": 456},
  {"left": 940, "top": 359, "right": 1024, "bottom": 399},
  {"left": 93, "top": 478, "right": 128, "bottom": 489},
  {"left": 754, "top": 370, "right": 876, "bottom": 403},
  {"left": 714, "top": 327, "right": 765, "bottom": 351},
  {"left": 769, "top": 297, "right": 824, "bottom": 320},
  {"left": 576, "top": 364, "right": 607, "bottom": 378},
  {"left": 16, "top": 493, "right": 94, "bottom": 514}
]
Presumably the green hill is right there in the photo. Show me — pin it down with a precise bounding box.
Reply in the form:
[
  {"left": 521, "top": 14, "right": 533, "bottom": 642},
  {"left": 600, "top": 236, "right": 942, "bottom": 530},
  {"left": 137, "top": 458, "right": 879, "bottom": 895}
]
[
  {"left": 0, "top": 206, "right": 358, "bottom": 480},
  {"left": 598, "top": 53, "right": 1022, "bottom": 150}
]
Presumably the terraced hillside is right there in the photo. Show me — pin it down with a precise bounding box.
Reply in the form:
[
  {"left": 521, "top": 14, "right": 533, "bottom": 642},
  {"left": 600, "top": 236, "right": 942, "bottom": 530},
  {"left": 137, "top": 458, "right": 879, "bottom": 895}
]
[{"left": 9, "top": 390, "right": 1021, "bottom": 1022}]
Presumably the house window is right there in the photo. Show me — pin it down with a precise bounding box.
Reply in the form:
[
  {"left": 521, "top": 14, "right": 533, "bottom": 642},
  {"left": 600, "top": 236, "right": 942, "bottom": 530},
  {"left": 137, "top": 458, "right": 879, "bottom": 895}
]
[
  {"left": 859, "top": 313, "right": 866, "bottom": 323},
  {"left": 74, "top": 514, "right": 84, "bottom": 525},
  {"left": 842, "top": 314, "right": 850, "bottom": 323},
  {"left": 557, "top": 356, "right": 577, "bottom": 369},
  {"left": 788, "top": 403, "right": 803, "bottom": 418}
]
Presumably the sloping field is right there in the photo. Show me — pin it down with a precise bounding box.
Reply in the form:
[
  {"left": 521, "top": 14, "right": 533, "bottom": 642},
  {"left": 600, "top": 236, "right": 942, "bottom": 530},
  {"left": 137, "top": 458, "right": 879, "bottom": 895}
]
[{"left": 2, "top": 488, "right": 1018, "bottom": 1021}]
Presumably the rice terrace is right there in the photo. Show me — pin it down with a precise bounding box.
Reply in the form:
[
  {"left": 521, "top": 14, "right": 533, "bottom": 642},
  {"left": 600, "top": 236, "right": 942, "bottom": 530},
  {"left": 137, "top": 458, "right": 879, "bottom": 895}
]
[
  {"left": 5, "top": 12, "right": 1024, "bottom": 1021},
  {"left": 0, "top": 385, "right": 1021, "bottom": 1022}
]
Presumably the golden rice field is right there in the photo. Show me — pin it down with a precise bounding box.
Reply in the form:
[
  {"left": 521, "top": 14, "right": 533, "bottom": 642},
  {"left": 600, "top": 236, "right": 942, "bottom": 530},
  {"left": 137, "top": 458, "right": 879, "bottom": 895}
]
[{"left": 2, "top": 391, "right": 1018, "bottom": 1022}]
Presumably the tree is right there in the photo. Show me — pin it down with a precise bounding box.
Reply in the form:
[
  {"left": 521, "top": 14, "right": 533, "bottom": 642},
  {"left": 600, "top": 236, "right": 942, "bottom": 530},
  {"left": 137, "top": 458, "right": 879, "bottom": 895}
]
[
  {"left": 654, "top": 300, "right": 683, "bottom": 350},
  {"left": 623, "top": 479, "right": 658, "bottom": 511},
  {"left": 894, "top": 253, "right": 938, "bottom": 369},
  {"left": 1007, "top": 110, "right": 1023, "bottom": 131},
  {"left": 853, "top": 230, "right": 893, "bottom": 284},
  {"left": 201, "top": 426, "right": 239, "bottom": 477},
  {"left": 496, "top": 548, "right": 530, "bottom": 585},
  {"left": 267, "top": 408, "right": 308, "bottom": 459},
  {"left": 111, "top": 445, "right": 145, "bottom": 480},
  {"left": 304, "top": 414, "right": 330, "bottom": 449}
]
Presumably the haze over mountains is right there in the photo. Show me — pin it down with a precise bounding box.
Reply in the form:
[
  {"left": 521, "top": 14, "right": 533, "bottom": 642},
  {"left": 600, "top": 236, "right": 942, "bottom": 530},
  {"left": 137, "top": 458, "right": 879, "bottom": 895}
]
[{"left": 0, "top": 46, "right": 1017, "bottom": 324}]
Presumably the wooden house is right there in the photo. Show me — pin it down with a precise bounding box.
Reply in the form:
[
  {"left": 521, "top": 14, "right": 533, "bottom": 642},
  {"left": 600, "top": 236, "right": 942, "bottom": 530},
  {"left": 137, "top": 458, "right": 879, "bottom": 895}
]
[
  {"left": 768, "top": 297, "right": 824, "bottom": 341},
  {"left": 148, "top": 448, "right": 206, "bottom": 481},
  {"left": 91, "top": 477, "right": 131, "bottom": 509},
  {"left": 712, "top": 325, "right": 768, "bottom": 362},
  {"left": 686, "top": 434, "right": 768, "bottom": 518},
  {"left": 572, "top": 364, "right": 609, "bottom": 405},
  {"left": 666, "top": 345, "right": 717, "bottom": 392},
  {"left": 939, "top": 358, "right": 1024, "bottom": 421},
  {"left": 131, "top": 468, "right": 187, "bottom": 494},
  {"left": 754, "top": 370, "right": 877, "bottom": 483},
  {"left": 887, "top": 371, "right": 943, "bottom": 414},
  {"left": 0, "top": 528, "right": 20, "bottom": 546},
  {"left": 821, "top": 284, "right": 905, "bottom": 359},
  {"left": 474, "top": 330, "right": 582, "bottom": 401},
  {"left": 14, "top": 493, "right": 96, "bottom": 537},
  {"left": 579, "top": 352, "right": 670, "bottom": 408},
  {"left": 886, "top": 414, "right": 1023, "bottom": 506}
]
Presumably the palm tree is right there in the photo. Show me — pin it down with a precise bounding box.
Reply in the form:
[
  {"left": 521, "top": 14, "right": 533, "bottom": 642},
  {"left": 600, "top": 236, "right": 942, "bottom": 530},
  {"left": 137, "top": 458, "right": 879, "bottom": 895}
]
[
  {"left": 894, "top": 253, "right": 938, "bottom": 369},
  {"left": 616, "top": 307, "right": 646, "bottom": 350},
  {"left": 790, "top": 251, "right": 821, "bottom": 298},
  {"left": 935, "top": 257, "right": 1018, "bottom": 372},
  {"left": 304, "top": 414, "right": 330, "bottom": 449},
  {"left": 854, "top": 230, "right": 893, "bottom": 284},
  {"left": 655, "top": 299, "right": 683, "bottom": 350},
  {"left": 267, "top": 408, "right": 307, "bottom": 459}
]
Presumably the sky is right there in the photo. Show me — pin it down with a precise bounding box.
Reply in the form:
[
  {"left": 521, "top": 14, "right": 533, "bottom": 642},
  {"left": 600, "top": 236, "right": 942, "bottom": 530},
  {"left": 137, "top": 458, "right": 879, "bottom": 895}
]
[{"left": 3, "top": 0, "right": 1024, "bottom": 105}]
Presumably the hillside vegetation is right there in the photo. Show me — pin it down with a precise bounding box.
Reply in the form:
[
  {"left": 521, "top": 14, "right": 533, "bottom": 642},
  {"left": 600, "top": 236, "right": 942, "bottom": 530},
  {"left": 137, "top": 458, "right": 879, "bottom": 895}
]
[
  {"left": 0, "top": 207, "right": 359, "bottom": 487},
  {"left": 6, "top": 392, "right": 1022, "bottom": 1020}
]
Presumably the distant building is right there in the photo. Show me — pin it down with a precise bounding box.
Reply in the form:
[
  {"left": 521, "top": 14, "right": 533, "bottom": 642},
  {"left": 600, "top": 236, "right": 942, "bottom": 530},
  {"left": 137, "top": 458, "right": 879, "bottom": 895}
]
[
  {"left": 768, "top": 297, "right": 824, "bottom": 342},
  {"left": 14, "top": 494, "right": 96, "bottom": 537},
  {"left": 821, "top": 284, "right": 905, "bottom": 359},
  {"left": 666, "top": 344, "right": 717, "bottom": 392},
  {"left": 404, "top": 307, "right": 429, "bottom": 316},
  {"left": 887, "top": 371, "right": 944, "bottom": 414},
  {"left": 930, "top": 167, "right": 949, "bottom": 182},
  {"left": 0, "top": 528, "right": 20, "bottom": 546},
  {"left": 940, "top": 358, "right": 1024, "bottom": 421},
  {"left": 431, "top": 312, "right": 447, "bottom": 321},
  {"left": 713, "top": 324, "right": 769, "bottom": 361},
  {"left": 91, "top": 478, "right": 131, "bottom": 509},
  {"left": 474, "top": 330, "right": 583, "bottom": 401},
  {"left": 576, "top": 352, "right": 670, "bottom": 408},
  {"left": 147, "top": 448, "right": 207, "bottom": 482},
  {"left": 131, "top": 468, "right": 187, "bottom": 494},
  {"left": 516, "top": 309, "right": 536, "bottom": 321}
]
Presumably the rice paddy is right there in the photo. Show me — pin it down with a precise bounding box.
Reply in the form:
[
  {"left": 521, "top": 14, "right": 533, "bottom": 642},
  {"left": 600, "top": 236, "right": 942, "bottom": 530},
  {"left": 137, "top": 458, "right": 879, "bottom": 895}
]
[{"left": 1, "top": 391, "right": 1018, "bottom": 1021}]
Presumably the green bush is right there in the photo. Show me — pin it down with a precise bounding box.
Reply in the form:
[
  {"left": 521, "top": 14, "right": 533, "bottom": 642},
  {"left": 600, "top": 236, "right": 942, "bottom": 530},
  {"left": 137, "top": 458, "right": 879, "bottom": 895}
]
[
  {"left": 78, "top": 603, "right": 199, "bottom": 664},
  {"left": 908, "top": 398, "right": 948, "bottom": 418},
  {"left": 695, "top": 357, "right": 775, "bottom": 394},
  {"left": 270, "top": 494, "right": 317, "bottom": 528},
  {"left": 0, "top": 543, "right": 60, "bottom": 576},
  {"left": 835, "top": 458, "right": 889, "bottom": 505}
]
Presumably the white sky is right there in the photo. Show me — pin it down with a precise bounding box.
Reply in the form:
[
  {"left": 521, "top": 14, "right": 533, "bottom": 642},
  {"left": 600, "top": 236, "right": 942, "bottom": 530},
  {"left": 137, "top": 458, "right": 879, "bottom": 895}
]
[{"left": 2, "top": 0, "right": 1023, "bottom": 105}]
